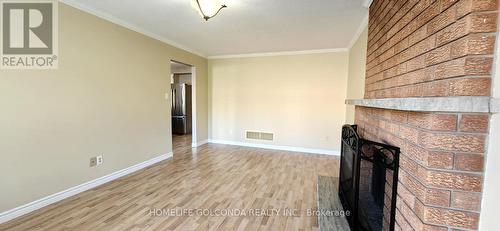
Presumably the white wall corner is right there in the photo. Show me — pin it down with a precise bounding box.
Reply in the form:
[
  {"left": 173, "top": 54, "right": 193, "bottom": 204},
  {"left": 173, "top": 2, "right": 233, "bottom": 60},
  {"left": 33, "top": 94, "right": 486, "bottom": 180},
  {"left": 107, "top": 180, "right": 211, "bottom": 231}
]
[
  {"left": 479, "top": 115, "right": 500, "bottom": 230},
  {"left": 348, "top": 13, "right": 369, "bottom": 49},
  {"left": 479, "top": 4, "right": 500, "bottom": 228},
  {"left": 363, "top": 0, "right": 373, "bottom": 8},
  {"left": 0, "top": 152, "right": 173, "bottom": 224}
]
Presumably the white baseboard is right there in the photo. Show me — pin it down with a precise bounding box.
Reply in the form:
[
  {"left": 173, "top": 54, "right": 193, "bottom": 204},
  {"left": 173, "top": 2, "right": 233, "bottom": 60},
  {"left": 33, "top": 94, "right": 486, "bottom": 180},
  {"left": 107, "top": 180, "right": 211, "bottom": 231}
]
[
  {"left": 0, "top": 152, "right": 173, "bottom": 224},
  {"left": 208, "top": 139, "right": 340, "bottom": 156},
  {"left": 192, "top": 139, "right": 208, "bottom": 148}
]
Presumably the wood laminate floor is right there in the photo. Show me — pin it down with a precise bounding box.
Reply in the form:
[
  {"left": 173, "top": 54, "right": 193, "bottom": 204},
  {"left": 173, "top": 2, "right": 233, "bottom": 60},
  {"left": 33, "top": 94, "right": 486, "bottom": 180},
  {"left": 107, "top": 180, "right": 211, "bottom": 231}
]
[{"left": 0, "top": 135, "right": 340, "bottom": 231}]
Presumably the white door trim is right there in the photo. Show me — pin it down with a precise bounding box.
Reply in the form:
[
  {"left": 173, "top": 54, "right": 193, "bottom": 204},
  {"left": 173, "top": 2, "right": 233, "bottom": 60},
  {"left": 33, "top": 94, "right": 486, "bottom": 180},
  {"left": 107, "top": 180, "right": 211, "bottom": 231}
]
[{"left": 191, "top": 66, "right": 198, "bottom": 147}]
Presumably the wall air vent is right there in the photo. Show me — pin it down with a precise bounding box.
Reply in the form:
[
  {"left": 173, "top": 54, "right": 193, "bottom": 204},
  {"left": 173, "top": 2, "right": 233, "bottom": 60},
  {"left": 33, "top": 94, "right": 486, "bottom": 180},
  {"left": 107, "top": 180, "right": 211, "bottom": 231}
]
[{"left": 246, "top": 131, "right": 274, "bottom": 141}]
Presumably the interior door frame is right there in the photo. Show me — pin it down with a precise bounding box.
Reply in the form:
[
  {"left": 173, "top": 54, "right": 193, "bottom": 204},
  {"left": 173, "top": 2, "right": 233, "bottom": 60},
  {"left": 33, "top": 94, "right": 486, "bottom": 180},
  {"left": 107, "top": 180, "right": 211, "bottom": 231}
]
[
  {"left": 190, "top": 65, "right": 197, "bottom": 147},
  {"left": 170, "top": 60, "right": 197, "bottom": 148}
]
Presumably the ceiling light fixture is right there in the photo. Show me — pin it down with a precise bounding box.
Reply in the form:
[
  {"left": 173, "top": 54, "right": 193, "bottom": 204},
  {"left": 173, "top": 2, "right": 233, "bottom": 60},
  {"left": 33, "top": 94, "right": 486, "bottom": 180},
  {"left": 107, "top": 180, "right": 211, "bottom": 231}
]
[{"left": 192, "top": 0, "right": 227, "bottom": 21}]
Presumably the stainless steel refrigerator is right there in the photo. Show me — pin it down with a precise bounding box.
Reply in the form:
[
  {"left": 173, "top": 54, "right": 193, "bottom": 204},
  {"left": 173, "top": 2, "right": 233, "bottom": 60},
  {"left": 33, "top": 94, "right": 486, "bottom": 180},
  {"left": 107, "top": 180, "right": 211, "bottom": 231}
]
[{"left": 171, "top": 83, "right": 192, "bottom": 134}]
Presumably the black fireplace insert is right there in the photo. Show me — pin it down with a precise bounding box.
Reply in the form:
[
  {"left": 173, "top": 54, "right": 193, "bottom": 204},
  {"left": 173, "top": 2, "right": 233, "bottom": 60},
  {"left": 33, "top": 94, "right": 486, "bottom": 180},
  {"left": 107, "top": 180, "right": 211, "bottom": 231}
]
[{"left": 339, "top": 125, "right": 400, "bottom": 231}]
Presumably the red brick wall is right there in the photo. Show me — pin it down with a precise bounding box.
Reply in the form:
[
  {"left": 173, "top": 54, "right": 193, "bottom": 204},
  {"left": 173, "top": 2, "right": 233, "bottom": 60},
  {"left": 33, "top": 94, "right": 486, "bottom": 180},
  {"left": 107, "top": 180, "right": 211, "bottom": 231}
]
[
  {"left": 354, "top": 0, "right": 498, "bottom": 230},
  {"left": 365, "top": 0, "right": 497, "bottom": 99},
  {"left": 355, "top": 108, "right": 488, "bottom": 230}
]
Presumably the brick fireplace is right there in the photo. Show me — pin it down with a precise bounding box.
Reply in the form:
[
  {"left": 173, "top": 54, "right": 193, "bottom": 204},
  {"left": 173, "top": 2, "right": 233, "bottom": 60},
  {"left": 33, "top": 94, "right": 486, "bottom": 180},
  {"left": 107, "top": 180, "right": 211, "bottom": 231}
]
[{"left": 347, "top": 0, "right": 498, "bottom": 230}]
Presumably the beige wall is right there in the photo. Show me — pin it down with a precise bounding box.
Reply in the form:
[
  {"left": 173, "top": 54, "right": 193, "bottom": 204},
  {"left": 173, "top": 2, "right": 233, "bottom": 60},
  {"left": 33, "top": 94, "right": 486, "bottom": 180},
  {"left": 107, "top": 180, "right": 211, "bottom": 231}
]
[
  {"left": 209, "top": 52, "right": 349, "bottom": 152},
  {"left": 345, "top": 26, "right": 368, "bottom": 124},
  {"left": 0, "top": 4, "right": 208, "bottom": 212}
]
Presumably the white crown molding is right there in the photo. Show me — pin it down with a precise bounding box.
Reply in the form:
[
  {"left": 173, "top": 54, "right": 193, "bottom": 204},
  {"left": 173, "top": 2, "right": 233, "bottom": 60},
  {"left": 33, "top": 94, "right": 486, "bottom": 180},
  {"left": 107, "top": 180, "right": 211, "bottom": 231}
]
[
  {"left": 58, "top": 0, "right": 207, "bottom": 58},
  {"left": 0, "top": 152, "right": 173, "bottom": 224},
  {"left": 208, "top": 139, "right": 340, "bottom": 156},
  {"left": 58, "top": 0, "right": 361, "bottom": 59},
  {"left": 348, "top": 13, "right": 369, "bottom": 49},
  {"left": 208, "top": 48, "right": 349, "bottom": 59}
]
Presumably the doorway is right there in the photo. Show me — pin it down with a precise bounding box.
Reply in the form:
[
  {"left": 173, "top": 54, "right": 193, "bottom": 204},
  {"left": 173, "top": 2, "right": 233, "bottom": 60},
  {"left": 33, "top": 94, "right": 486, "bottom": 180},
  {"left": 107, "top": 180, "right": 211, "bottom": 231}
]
[{"left": 170, "top": 60, "right": 196, "bottom": 150}]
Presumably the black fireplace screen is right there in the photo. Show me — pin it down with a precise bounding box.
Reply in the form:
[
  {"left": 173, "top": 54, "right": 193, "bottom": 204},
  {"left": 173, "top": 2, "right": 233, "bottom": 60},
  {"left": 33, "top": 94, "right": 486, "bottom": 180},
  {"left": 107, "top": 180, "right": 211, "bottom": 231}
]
[{"left": 339, "top": 125, "right": 400, "bottom": 231}]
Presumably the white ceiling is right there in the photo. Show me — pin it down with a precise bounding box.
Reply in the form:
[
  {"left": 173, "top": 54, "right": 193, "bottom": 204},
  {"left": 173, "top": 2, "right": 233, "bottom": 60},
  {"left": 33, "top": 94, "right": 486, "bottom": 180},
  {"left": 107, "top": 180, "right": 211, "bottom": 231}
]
[{"left": 62, "top": 0, "right": 369, "bottom": 57}]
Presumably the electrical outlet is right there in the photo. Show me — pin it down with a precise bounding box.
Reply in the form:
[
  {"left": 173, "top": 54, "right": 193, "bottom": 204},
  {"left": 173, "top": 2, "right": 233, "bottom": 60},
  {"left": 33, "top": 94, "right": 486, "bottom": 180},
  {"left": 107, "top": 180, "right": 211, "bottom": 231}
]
[
  {"left": 96, "top": 155, "right": 103, "bottom": 166},
  {"left": 90, "top": 157, "right": 97, "bottom": 167},
  {"left": 90, "top": 155, "right": 103, "bottom": 167}
]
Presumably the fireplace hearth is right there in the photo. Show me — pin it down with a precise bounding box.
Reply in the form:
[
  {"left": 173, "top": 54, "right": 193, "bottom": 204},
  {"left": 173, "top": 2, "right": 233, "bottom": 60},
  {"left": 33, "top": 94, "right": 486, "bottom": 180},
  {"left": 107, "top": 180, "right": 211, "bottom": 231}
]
[{"left": 339, "top": 125, "right": 400, "bottom": 231}]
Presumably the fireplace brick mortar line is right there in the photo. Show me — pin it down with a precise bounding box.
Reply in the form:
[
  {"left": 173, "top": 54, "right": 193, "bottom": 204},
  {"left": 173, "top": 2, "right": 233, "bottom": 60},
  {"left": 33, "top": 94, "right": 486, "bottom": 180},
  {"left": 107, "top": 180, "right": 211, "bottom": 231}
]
[{"left": 346, "top": 97, "right": 500, "bottom": 114}]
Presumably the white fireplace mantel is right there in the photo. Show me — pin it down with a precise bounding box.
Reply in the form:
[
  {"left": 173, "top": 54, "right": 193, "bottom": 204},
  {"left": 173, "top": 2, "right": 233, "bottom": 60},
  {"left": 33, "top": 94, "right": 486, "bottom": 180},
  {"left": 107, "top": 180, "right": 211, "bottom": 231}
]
[{"left": 346, "top": 96, "right": 500, "bottom": 114}]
